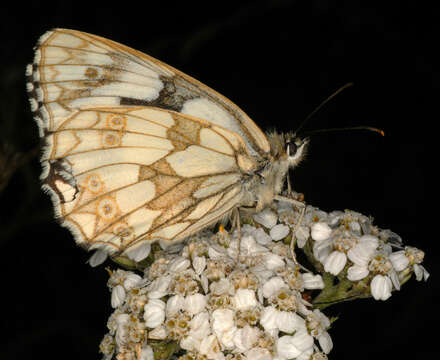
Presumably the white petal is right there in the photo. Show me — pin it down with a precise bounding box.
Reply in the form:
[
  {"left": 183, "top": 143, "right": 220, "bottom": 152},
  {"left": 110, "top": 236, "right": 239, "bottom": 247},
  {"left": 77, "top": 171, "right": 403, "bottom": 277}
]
[
  {"left": 232, "top": 288, "right": 257, "bottom": 310},
  {"left": 278, "top": 311, "right": 306, "bottom": 334},
  {"left": 219, "top": 326, "right": 237, "bottom": 349},
  {"left": 168, "top": 257, "right": 191, "bottom": 272},
  {"left": 347, "top": 264, "right": 369, "bottom": 281},
  {"left": 276, "top": 335, "right": 302, "bottom": 359},
  {"left": 148, "top": 325, "right": 167, "bottom": 340},
  {"left": 302, "top": 273, "right": 324, "bottom": 289},
  {"left": 147, "top": 275, "right": 171, "bottom": 299},
  {"left": 139, "top": 345, "right": 154, "bottom": 360},
  {"left": 324, "top": 251, "right": 347, "bottom": 275},
  {"left": 123, "top": 273, "right": 142, "bottom": 290},
  {"left": 295, "top": 225, "right": 310, "bottom": 248},
  {"left": 188, "top": 311, "right": 211, "bottom": 339},
  {"left": 125, "top": 242, "right": 151, "bottom": 262},
  {"left": 262, "top": 277, "right": 286, "bottom": 298},
  {"left": 389, "top": 270, "right": 401, "bottom": 290},
  {"left": 313, "top": 238, "right": 333, "bottom": 263},
  {"left": 88, "top": 249, "right": 108, "bottom": 267},
  {"left": 263, "top": 253, "right": 285, "bottom": 271},
  {"left": 253, "top": 227, "right": 273, "bottom": 245},
  {"left": 144, "top": 299, "right": 166, "bottom": 328},
  {"left": 210, "top": 278, "right": 233, "bottom": 295},
  {"left": 318, "top": 331, "right": 333, "bottom": 354},
  {"left": 253, "top": 208, "right": 278, "bottom": 229},
  {"left": 291, "top": 329, "right": 314, "bottom": 351},
  {"left": 193, "top": 255, "right": 206, "bottom": 275},
  {"left": 184, "top": 293, "right": 207, "bottom": 315},
  {"left": 245, "top": 347, "right": 272, "bottom": 360},
  {"left": 199, "top": 334, "right": 222, "bottom": 359},
  {"left": 260, "top": 306, "right": 280, "bottom": 331},
  {"left": 111, "top": 285, "right": 126, "bottom": 308},
  {"left": 389, "top": 251, "right": 409, "bottom": 271},
  {"left": 240, "top": 235, "right": 268, "bottom": 256},
  {"left": 234, "top": 325, "right": 259, "bottom": 352},
  {"left": 212, "top": 308, "right": 234, "bottom": 334},
  {"left": 166, "top": 294, "right": 185, "bottom": 316},
  {"left": 370, "top": 274, "right": 392, "bottom": 301},
  {"left": 311, "top": 222, "right": 332, "bottom": 241},
  {"left": 270, "top": 224, "right": 290, "bottom": 241},
  {"left": 414, "top": 264, "right": 430, "bottom": 281}
]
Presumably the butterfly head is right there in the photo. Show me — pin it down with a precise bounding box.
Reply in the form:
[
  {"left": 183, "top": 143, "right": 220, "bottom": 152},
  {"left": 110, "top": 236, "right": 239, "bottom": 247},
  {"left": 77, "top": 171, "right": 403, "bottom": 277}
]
[
  {"left": 285, "top": 134, "right": 309, "bottom": 168},
  {"left": 267, "top": 132, "right": 309, "bottom": 169}
]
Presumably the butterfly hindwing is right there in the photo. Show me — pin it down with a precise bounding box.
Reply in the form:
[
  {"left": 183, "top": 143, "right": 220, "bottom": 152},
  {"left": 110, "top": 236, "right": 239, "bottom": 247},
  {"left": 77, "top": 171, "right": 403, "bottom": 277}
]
[{"left": 39, "top": 106, "right": 254, "bottom": 258}]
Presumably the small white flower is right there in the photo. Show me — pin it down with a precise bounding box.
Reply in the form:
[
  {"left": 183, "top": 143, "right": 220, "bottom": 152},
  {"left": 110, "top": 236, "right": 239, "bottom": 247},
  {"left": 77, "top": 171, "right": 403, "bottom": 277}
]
[
  {"left": 240, "top": 235, "right": 268, "bottom": 256},
  {"left": 245, "top": 347, "right": 272, "bottom": 360},
  {"left": 199, "top": 334, "right": 223, "bottom": 359},
  {"left": 270, "top": 224, "right": 290, "bottom": 241},
  {"left": 370, "top": 274, "right": 392, "bottom": 301},
  {"left": 414, "top": 264, "right": 430, "bottom": 281},
  {"left": 347, "top": 235, "right": 379, "bottom": 267},
  {"left": 295, "top": 225, "right": 310, "bottom": 248},
  {"left": 147, "top": 275, "right": 171, "bottom": 299},
  {"left": 212, "top": 308, "right": 235, "bottom": 335},
  {"left": 302, "top": 273, "right": 324, "bottom": 289},
  {"left": 168, "top": 257, "right": 191, "bottom": 272},
  {"left": 111, "top": 285, "right": 126, "bottom": 308},
  {"left": 262, "top": 277, "right": 286, "bottom": 298},
  {"left": 192, "top": 255, "right": 206, "bottom": 275},
  {"left": 181, "top": 311, "right": 211, "bottom": 351},
  {"left": 148, "top": 325, "right": 167, "bottom": 340},
  {"left": 276, "top": 330, "right": 314, "bottom": 359},
  {"left": 233, "top": 288, "right": 258, "bottom": 310},
  {"left": 139, "top": 345, "right": 154, "bottom": 360},
  {"left": 253, "top": 208, "right": 278, "bottom": 228},
  {"left": 260, "top": 306, "right": 280, "bottom": 331},
  {"left": 166, "top": 294, "right": 185, "bottom": 316},
  {"left": 253, "top": 227, "right": 273, "bottom": 245},
  {"left": 114, "top": 313, "right": 130, "bottom": 347},
  {"left": 347, "top": 264, "right": 369, "bottom": 281},
  {"left": 311, "top": 222, "right": 332, "bottom": 241},
  {"left": 123, "top": 273, "right": 142, "bottom": 290},
  {"left": 263, "top": 253, "right": 285, "bottom": 271},
  {"left": 318, "top": 331, "right": 333, "bottom": 354},
  {"left": 313, "top": 239, "right": 333, "bottom": 263},
  {"left": 277, "top": 311, "right": 306, "bottom": 334},
  {"left": 210, "top": 278, "right": 233, "bottom": 295},
  {"left": 389, "top": 250, "right": 410, "bottom": 271},
  {"left": 323, "top": 251, "right": 347, "bottom": 275},
  {"left": 144, "top": 299, "right": 166, "bottom": 328},
  {"left": 184, "top": 293, "right": 207, "bottom": 315},
  {"left": 233, "top": 325, "right": 259, "bottom": 352}
]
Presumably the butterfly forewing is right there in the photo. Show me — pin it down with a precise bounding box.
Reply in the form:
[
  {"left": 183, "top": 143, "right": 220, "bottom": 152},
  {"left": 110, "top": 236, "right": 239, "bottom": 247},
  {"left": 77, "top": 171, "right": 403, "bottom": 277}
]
[{"left": 28, "top": 28, "right": 269, "bottom": 154}]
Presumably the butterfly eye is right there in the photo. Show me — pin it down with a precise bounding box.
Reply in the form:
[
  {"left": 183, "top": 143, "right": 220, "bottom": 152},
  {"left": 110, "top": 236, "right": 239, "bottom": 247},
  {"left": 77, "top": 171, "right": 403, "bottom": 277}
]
[{"left": 286, "top": 142, "right": 297, "bottom": 157}]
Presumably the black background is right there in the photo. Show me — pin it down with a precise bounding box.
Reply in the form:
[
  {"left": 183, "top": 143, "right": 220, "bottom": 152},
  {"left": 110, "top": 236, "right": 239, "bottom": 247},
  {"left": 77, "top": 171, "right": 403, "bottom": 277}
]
[{"left": 0, "top": 1, "right": 436, "bottom": 359}]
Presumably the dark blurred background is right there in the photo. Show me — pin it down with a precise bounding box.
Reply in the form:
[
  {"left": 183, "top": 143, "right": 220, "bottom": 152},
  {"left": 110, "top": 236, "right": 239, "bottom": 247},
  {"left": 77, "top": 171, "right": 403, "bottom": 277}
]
[{"left": 1, "top": 1, "right": 436, "bottom": 359}]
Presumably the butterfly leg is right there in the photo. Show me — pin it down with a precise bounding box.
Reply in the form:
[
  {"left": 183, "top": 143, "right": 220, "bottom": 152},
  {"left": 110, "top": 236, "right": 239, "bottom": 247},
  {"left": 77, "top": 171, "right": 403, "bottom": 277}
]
[
  {"left": 274, "top": 195, "right": 310, "bottom": 271},
  {"left": 232, "top": 207, "right": 242, "bottom": 262}
]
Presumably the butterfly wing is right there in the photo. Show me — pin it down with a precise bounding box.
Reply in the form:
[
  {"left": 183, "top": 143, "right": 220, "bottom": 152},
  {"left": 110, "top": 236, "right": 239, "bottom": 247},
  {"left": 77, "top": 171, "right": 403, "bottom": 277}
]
[
  {"left": 27, "top": 28, "right": 270, "bottom": 156},
  {"left": 27, "top": 29, "right": 268, "bottom": 262},
  {"left": 36, "top": 105, "right": 255, "bottom": 261}
]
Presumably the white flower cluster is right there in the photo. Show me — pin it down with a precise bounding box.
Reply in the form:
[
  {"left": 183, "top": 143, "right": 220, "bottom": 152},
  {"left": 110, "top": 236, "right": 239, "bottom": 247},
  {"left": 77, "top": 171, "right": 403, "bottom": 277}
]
[
  {"left": 99, "top": 202, "right": 429, "bottom": 359},
  {"left": 100, "top": 203, "right": 332, "bottom": 360},
  {"left": 306, "top": 207, "right": 429, "bottom": 301}
]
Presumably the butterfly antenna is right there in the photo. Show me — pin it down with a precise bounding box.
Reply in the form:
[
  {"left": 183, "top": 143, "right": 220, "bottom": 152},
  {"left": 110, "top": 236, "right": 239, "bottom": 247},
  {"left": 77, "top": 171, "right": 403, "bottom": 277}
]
[
  {"left": 293, "top": 82, "right": 354, "bottom": 136},
  {"left": 302, "top": 126, "right": 385, "bottom": 137}
]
